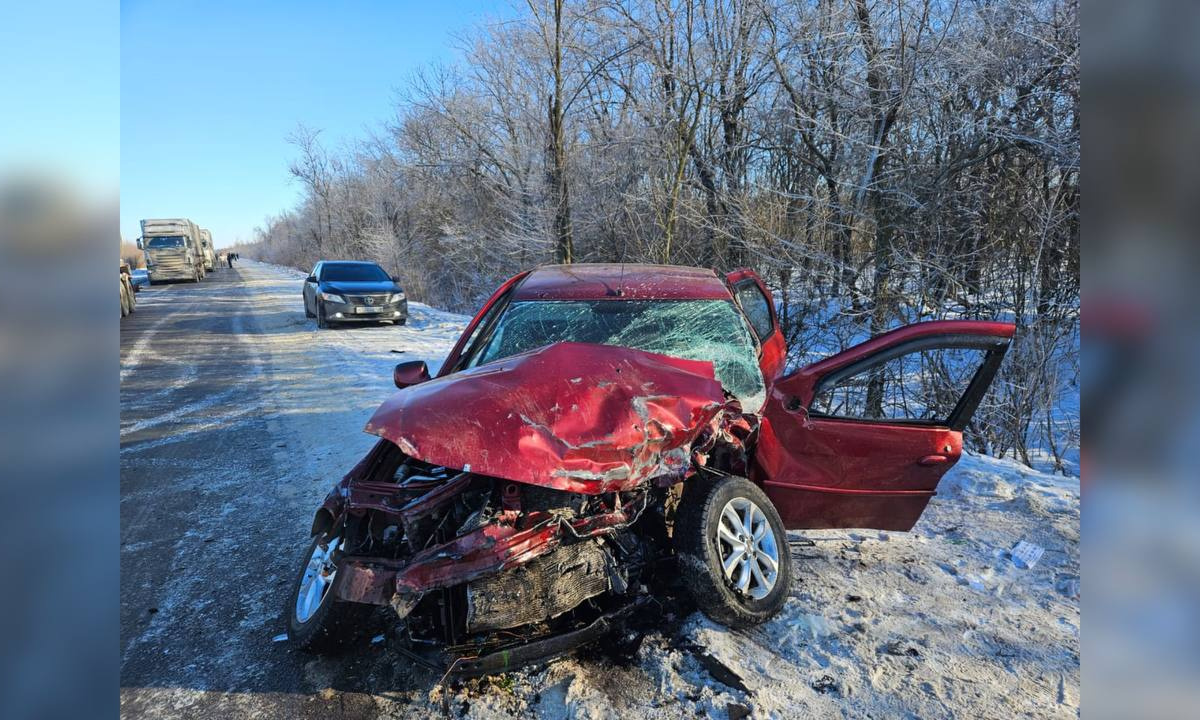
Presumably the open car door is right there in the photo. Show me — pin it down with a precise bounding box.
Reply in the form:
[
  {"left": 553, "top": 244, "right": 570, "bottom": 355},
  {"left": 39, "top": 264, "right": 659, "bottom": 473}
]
[{"left": 753, "top": 320, "right": 1015, "bottom": 531}]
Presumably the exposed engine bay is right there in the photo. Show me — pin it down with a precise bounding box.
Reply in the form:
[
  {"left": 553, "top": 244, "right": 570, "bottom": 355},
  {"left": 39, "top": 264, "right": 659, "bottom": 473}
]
[
  {"left": 303, "top": 344, "right": 759, "bottom": 674},
  {"left": 313, "top": 409, "right": 754, "bottom": 674}
]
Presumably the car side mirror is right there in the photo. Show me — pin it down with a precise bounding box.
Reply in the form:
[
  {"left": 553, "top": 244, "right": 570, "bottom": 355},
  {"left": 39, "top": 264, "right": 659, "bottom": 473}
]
[
  {"left": 306, "top": 275, "right": 317, "bottom": 283},
  {"left": 394, "top": 360, "right": 430, "bottom": 389},
  {"left": 391, "top": 275, "right": 400, "bottom": 283}
]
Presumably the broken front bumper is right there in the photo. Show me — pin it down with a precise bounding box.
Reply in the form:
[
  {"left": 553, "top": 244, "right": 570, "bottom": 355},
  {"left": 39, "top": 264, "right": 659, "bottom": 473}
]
[{"left": 392, "top": 597, "right": 649, "bottom": 677}]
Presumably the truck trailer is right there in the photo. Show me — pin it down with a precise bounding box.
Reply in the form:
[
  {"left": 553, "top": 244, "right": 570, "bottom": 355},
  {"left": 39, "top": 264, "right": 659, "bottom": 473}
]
[{"left": 200, "top": 228, "right": 216, "bottom": 272}]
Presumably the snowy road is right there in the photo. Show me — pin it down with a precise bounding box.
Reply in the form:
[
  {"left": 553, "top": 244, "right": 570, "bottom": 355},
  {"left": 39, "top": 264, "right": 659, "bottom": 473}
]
[{"left": 120, "top": 261, "right": 1079, "bottom": 719}]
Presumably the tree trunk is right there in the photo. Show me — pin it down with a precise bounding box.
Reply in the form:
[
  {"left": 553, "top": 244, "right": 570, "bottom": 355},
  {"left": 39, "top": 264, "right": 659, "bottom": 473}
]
[{"left": 547, "top": 0, "right": 573, "bottom": 264}]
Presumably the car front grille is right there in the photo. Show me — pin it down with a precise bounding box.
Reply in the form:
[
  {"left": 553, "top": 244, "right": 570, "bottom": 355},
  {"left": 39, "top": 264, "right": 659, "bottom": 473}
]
[{"left": 345, "top": 294, "right": 390, "bottom": 305}]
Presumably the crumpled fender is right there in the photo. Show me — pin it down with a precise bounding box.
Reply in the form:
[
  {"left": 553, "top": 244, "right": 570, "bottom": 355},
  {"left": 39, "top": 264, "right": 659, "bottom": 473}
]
[{"left": 364, "top": 342, "right": 730, "bottom": 494}]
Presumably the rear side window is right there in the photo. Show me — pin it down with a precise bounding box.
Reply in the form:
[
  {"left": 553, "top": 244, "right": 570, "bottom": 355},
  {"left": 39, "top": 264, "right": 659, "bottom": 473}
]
[{"left": 734, "top": 280, "right": 774, "bottom": 340}]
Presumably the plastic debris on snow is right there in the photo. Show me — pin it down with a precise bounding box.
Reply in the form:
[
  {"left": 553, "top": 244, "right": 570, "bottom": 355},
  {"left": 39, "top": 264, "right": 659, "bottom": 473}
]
[
  {"left": 779, "top": 613, "right": 835, "bottom": 642},
  {"left": 272, "top": 633, "right": 288, "bottom": 643},
  {"left": 1010, "top": 540, "right": 1046, "bottom": 569}
]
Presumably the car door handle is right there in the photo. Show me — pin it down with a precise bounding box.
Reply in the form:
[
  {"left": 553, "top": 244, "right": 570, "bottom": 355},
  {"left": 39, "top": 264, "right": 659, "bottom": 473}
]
[{"left": 918, "top": 454, "right": 949, "bottom": 466}]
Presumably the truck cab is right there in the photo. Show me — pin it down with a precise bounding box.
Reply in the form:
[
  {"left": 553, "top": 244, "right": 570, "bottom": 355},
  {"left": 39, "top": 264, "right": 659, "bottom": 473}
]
[{"left": 138, "top": 218, "right": 206, "bottom": 283}]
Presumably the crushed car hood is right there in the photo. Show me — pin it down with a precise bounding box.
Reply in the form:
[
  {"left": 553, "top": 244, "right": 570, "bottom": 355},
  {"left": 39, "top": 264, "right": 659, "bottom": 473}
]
[{"left": 365, "top": 342, "right": 731, "bottom": 493}]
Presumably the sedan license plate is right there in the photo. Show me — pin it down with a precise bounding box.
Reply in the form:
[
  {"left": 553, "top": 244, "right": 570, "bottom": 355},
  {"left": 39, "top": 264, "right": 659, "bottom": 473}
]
[{"left": 355, "top": 305, "right": 382, "bottom": 314}]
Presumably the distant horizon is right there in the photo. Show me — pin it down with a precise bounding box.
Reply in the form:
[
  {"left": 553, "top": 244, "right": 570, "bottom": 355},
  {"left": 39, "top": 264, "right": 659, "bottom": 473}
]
[{"left": 120, "top": 1, "right": 512, "bottom": 250}]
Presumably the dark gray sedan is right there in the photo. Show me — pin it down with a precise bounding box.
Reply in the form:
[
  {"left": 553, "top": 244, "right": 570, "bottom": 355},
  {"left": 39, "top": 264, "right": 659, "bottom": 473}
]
[{"left": 302, "top": 261, "right": 409, "bottom": 329}]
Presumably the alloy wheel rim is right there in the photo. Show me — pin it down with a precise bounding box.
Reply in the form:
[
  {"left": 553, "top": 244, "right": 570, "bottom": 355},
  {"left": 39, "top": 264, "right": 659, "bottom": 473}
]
[
  {"left": 715, "top": 498, "right": 779, "bottom": 600},
  {"left": 295, "top": 535, "right": 341, "bottom": 623}
]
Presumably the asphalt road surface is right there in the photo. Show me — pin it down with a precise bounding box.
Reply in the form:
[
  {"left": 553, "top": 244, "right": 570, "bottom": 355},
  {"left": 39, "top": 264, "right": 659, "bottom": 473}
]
[{"left": 120, "top": 262, "right": 466, "bottom": 718}]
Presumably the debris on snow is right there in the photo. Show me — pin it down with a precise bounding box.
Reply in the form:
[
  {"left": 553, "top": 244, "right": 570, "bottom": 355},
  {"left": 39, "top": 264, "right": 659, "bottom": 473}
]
[
  {"left": 725, "top": 701, "right": 752, "bottom": 720},
  {"left": 693, "top": 651, "right": 751, "bottom": 694},
  {"left": 810, "top": 674, "right": 839, "bottom": 695},
  {"left": 881, "top": 640, "right": 922, "bottom": 658},
  {"left": 1010, "top": 539, "right": 1046, "bottom": 569},
  {"left": 1056, "top": 574, "right": 1081, "bottom": 599},
  {"left": 791, "top": 613, "right": 835, "bottom": 640},
  {"left": 272, "top": 633, "right": 288, "bottom": 643}
]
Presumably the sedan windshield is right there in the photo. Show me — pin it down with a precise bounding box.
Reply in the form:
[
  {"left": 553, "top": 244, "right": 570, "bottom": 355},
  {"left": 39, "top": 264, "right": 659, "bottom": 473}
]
[
  {"left": 146, "top": 236, "right": 186, "bottom": 249},
  {"left": 472, "top": 299, "right": 765, "bottom": 410},
  {"left": 321, "top": 263, "right": 390, "bottom": 282}
]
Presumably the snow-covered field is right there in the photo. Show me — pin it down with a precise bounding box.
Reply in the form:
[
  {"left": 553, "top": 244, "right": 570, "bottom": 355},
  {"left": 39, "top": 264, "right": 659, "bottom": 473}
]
[{"left": 122, "top": 261, "right": 1079, "bottom": 719}]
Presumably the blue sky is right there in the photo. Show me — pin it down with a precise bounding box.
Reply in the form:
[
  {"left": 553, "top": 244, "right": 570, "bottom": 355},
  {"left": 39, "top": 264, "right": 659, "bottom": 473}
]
[
  {"left": 0, "top": 2, "right": 118, "bottom": 198},
  {"left": 120, "top": 1, "right": 511, "bottom": 247}
]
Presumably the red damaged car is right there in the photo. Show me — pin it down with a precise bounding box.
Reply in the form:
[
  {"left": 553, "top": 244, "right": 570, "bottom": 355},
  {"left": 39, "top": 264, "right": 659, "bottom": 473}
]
[{"left": 286, "top": 264, "right": 1013, "bottom": 674}]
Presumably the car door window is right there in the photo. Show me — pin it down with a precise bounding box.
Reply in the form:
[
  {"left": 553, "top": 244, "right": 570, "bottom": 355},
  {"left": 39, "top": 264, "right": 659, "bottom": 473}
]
[
  {"left": 311, "top": 263, "right": 322, "bottom": 281},
  {"left": 734, "top": 280, "right": 774, "bottom": 341},
  {"left": 810, "top": 346, "right": 988, "bottom": 424}
]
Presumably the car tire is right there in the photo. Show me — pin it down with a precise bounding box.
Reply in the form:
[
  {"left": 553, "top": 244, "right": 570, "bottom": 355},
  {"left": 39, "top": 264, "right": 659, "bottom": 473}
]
[
  {"left": 316, "top": 301, "right": 329, "bottom": 329},
  {"left": 673, "top": 473, "right": 792, "bottom": 629},
  {"left": 285, "top": 533, "right": 370, "bottom": 652},
  {"left": 397, "top": 318, "right": 407, "bottom": 326},
  {"left": 304, "top": 298, "right": 315, "bottom": 318}
]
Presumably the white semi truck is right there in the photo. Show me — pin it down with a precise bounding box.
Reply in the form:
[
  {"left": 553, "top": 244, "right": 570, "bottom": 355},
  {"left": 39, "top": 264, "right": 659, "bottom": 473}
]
[{"left": 138, "top": 218, "right": 206, "bottom": 283}]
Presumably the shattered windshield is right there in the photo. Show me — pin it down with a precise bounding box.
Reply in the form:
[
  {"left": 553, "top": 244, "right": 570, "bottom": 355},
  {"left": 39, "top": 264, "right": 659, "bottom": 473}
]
[{"left": 472, "top": 300, "right": 765, "bottom": 410}]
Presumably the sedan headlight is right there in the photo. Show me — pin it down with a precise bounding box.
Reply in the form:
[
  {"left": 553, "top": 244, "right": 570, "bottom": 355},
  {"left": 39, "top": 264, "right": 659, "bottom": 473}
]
[
  {"left": 390, "top": 292, "right": 406, "bottom": 303},
  {"left": 320, "top": 292, "right": 347, "bottom": 304}
]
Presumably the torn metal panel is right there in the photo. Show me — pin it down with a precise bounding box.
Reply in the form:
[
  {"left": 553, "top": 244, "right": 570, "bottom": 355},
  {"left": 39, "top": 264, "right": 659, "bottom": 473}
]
[
  {"left": 390, "top": 496, "right": 645, "bottom": 595},
  {"left": 365, "top": 342, "right": 733, "bottom": 494},
  {"left": 393, "top": 515, "right": 563, "bottom": 593},
  {"left": 333, "top": 557, "right": 406, "bottom": 606},
  {"left": 395, "top": 471, "right": 474, "bottom": 521},
  {"left": 465, "top": 540, "right": 612, "bottom": 632},
  {"left": 446, "top": 598, "right": 650, "bottom": 677}
]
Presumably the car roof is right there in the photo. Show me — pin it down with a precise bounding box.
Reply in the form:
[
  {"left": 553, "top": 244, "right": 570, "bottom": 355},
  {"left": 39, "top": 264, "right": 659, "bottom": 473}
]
[
  {"left": 320, "top": 260, "right": 382, "bottom": 266},
  {"left": 512, "top": 263, "right": 732, "bottom": 301}
]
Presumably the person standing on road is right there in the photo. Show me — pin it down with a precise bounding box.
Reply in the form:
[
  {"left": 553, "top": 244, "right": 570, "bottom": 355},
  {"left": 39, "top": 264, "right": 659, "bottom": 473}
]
[{"left": 227, "top": 252, "right": 235, "bottom": 268}]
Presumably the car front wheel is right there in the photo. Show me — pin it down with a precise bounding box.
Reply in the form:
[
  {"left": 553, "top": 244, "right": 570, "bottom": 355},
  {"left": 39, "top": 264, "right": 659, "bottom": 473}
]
[
  {"left": 674, "top": 473, "right": 792, "bottom": 628},
  {"left": 316, "top": 301, "right": 329, "bottom": 329},
  {"left": 285, "top": 533, "right": 369, "bottom": 652}
]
